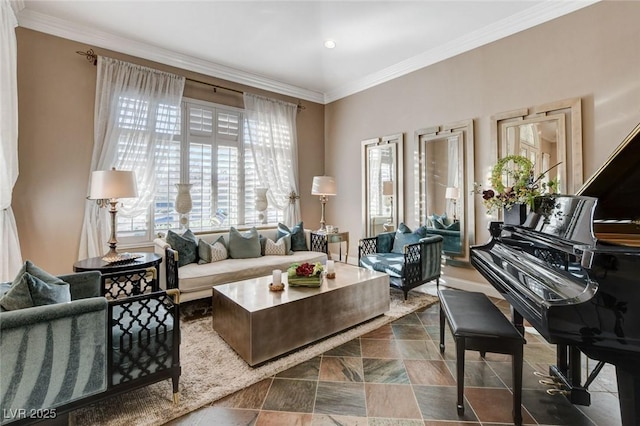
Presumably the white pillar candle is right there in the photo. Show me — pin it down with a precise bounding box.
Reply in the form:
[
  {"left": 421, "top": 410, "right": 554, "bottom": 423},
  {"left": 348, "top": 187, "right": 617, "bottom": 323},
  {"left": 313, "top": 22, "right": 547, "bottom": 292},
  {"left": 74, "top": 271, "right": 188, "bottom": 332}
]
[
  {"left": 326, "top": 260, "right": 335, "bottom": 274},
  {"left": 272, "top": 269, "right": 282, "bottom": 286}
]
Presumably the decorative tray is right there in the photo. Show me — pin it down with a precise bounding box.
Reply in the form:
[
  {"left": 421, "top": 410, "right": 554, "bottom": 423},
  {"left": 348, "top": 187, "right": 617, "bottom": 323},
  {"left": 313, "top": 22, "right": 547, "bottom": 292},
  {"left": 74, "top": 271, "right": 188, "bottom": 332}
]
[{"left": 103, "top": 253, "right": 143, "bottom": 265}]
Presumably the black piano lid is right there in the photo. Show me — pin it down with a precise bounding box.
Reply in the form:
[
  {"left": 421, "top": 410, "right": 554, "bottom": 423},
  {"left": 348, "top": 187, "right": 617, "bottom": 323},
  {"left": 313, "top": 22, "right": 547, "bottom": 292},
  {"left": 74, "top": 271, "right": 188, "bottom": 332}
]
[{"left": 577, "top": 121, "right": 640, "bottom": 221}]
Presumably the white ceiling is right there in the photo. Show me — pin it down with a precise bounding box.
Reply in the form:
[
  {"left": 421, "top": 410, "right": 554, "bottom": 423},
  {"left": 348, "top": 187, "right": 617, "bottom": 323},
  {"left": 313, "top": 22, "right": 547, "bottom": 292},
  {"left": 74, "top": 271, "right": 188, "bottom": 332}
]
[{"left": 17, "top": 1, "right": 597, "bottom": 104}]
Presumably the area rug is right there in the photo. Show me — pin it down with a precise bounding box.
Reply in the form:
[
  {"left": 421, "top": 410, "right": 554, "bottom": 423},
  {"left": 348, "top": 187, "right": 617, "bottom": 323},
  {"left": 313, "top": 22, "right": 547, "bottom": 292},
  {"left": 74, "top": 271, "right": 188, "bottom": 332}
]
[{"left": 71, "top": 289, "right": 437, "bottom": 426}]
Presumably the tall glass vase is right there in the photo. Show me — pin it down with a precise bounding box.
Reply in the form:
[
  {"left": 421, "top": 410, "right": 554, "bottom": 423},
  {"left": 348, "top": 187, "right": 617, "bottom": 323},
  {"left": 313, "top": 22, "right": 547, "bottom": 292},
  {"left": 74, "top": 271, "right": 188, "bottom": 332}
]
[{"left": 175, "top": 183, "right": 193, "bottom": 231}]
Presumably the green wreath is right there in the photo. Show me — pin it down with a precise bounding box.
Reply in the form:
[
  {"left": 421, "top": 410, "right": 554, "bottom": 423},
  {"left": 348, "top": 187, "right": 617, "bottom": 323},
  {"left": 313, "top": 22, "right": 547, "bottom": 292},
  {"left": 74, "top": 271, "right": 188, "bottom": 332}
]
[{"left": 490, "top": 155, "right": 533, "bottom": 193}]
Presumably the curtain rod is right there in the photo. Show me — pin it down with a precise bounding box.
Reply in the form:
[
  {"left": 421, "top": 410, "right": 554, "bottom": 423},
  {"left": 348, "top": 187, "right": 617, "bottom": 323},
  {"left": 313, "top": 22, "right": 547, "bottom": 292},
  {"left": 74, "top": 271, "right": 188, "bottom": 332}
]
[{"left": 75, "top": 49, "right": 305, "bottom": 111}]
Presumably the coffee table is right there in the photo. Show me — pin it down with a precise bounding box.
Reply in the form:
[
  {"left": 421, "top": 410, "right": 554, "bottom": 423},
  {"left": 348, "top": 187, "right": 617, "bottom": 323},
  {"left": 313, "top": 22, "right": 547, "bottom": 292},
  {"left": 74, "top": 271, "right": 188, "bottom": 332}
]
[{"left": 212, "top": 262, "right": 389, "bottom": 366}]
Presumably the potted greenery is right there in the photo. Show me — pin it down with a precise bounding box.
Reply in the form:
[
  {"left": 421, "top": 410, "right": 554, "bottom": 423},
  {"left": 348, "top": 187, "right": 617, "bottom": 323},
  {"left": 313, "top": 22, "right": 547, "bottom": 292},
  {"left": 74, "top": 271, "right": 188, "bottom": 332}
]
[{"left": 474, "top": 155, "right": 559, "bottom": 225}]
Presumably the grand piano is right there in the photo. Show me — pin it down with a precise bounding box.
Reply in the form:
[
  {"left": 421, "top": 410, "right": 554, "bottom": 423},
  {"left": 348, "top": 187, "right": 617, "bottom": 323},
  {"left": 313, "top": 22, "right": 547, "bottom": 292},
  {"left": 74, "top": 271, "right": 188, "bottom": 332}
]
[{"left": 471, "top": 122, "right": 640, "bottom": 425}]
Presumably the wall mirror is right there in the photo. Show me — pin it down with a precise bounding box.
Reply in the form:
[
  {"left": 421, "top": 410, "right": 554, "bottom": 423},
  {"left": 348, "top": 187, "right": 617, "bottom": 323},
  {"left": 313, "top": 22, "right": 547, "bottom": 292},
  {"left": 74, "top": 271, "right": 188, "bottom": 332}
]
[
  {"left": 493, "top": 97, "right": 583, "bottom": 194},
  {"left": 362, "top": 133, "right": 404, "bottom": 237},
  {"left": 417, "top": 120, "right": 475, "bottom": 266}
]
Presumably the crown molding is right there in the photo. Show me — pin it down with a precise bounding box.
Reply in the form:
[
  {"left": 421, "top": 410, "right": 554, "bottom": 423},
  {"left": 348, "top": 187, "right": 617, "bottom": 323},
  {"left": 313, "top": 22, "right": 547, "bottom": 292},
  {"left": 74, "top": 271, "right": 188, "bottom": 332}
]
[
  {"left": 18, "top": 2, "right": 598, "bottom": 105},
  {"left": 323, "top": 1, "right": 599, "bottom": 103},
  {"left": 17, "top": 9, "right": 325, "bottom": 104}
]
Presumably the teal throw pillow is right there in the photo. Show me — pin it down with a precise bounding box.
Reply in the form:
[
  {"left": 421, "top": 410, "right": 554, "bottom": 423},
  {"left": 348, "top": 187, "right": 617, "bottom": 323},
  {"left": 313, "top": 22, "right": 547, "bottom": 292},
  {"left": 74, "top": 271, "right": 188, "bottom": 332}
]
[
  {"left": 429, "top": 213, "right": 450, "bottom": 229},
  {"left": 446, "top": 221, "right": 460, "bottom": 231},
  {"left": 167, "top": 229, "right": 198, "bottom": 267},
  {"left": 198, "top": 236, "right": 227, "bottom": 264},
  {"left": 391, "top": 223, "right": 423, "bottom": 254},
  {"left": 259, "top": 235, "right": 267, "bottom": 256},
  {"left": 277, "top": 222, "right": 308, "bottom": 251},
  {"left": 14, "top": 260, "right": 66, "bottom": 286},
  {"left": 228, "top": 227, "right": 261, "bottom": 259},
  {"left": 0, "top": 272, "right": 71, "bottom": 311}
]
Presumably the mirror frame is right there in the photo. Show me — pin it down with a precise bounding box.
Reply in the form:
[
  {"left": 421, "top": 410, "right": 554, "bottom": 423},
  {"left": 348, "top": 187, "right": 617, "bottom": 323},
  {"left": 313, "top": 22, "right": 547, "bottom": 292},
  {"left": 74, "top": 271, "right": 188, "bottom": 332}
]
[
  {"left": 416, "top": 119, "right": 475, "bottom": 266},
  {"left": 492, "top": 97, "right": 583, "bottom": 194},
  {"left": 361, "top": 133, "right": 404, "bottom": 237}
]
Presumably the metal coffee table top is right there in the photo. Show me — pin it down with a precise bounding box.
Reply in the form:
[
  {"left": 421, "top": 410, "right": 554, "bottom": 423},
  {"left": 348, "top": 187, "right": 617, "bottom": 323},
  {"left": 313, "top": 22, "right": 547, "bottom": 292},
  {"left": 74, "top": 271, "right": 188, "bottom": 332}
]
[{"left": 213, "top": 262, "right": 387, "bottom": 313}]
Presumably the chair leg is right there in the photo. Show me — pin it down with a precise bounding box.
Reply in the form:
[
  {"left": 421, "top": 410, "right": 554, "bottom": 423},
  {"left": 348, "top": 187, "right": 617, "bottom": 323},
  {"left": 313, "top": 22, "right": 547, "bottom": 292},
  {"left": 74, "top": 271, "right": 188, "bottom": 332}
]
[
  {"left": 439, "top": 303, "right": 446, "bottom": 353},
  {"left": 456, "top": 337, "right": 466, "bottom": 415},
  {"left": 172, "top": 371, "right": 180, "bottom": 405}
]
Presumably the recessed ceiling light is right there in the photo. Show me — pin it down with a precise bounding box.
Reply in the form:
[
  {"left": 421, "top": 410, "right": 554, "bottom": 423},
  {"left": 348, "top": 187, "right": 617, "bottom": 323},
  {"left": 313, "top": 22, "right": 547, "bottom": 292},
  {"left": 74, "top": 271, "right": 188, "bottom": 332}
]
[{"left": 324, "top": 40, "right": 336, "bottom": 49}]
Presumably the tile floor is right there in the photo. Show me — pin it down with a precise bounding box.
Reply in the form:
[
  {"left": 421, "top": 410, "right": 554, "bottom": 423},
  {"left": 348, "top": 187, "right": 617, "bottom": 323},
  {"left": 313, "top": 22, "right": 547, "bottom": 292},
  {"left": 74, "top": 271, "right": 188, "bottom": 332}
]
[{"left": 168, "top": 286, "right": 621, "bottom": 425}]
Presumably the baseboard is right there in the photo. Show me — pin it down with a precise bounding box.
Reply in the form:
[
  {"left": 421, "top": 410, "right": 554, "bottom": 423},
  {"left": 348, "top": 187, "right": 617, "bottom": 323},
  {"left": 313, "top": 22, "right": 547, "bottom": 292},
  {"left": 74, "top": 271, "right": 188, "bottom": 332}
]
[{"left": 438, "top": 275, "right": 504, "bottom": 299}]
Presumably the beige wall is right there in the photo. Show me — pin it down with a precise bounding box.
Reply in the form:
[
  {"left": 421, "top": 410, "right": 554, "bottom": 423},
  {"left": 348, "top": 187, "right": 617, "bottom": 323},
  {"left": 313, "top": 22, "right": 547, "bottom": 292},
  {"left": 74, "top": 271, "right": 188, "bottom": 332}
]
[
  {"left": 14, "top": 28, "right": 325, "bottom": 274},
  {"left": 14, "top": 2, "right": 640, "bottom": 280},
  {"left": 325, "top": 2, "right": 640, "bottom": 284}
]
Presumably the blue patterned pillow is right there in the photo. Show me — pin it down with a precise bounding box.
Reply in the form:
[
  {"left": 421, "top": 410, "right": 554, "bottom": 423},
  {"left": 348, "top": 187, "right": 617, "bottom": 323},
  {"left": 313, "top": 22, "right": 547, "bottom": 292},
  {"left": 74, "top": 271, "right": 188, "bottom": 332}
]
[
  {"left": 228, "top": 227, "right": 261, "bottom": 259},
  {"left": 198, "top": 236, "right": 227, "bottom": 264},
  {"left": 167, "top": 229, "right": 198, "bottom": 267},
  {"left": 277, "top": 221, "right": 308, "bottom": 251},
  {"left": 391, "top": 223, "right": 424, "bottom": 254}
]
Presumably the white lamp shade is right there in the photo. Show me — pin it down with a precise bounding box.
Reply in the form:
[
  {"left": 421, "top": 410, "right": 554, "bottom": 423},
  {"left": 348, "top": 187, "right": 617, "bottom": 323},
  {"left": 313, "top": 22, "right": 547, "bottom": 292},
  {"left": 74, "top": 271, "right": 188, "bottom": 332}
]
[
  {"left": 382, "top": 180, "right": 394, "bottom": 196},
  {"left": 445, "top": 187, "right": 459, "bottom": 200},
  {"left": 312, "top": 176, "right": 337, "bottom": 196},
  {"left": 89, "top": 169, "right": 138, "bottom": 199}
]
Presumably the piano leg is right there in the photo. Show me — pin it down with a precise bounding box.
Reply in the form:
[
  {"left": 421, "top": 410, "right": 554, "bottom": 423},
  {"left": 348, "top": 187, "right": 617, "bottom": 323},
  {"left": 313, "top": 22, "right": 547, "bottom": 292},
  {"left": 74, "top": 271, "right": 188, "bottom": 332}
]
[
  {"left": 550, "top": 344, "right": 590, "bottom": 405},
  {"left": 616, "top": 367, "right": 640, "bottom": 426},
  {"left": 510, "top": 306, "right": 525, "bottom": 336}
]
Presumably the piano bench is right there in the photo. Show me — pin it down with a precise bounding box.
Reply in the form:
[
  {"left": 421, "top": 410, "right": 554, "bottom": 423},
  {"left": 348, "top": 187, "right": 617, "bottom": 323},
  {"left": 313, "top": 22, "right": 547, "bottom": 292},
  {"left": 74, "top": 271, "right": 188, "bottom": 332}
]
[{"left": 438, "top": 289, "right": 526, "bottom": 425}]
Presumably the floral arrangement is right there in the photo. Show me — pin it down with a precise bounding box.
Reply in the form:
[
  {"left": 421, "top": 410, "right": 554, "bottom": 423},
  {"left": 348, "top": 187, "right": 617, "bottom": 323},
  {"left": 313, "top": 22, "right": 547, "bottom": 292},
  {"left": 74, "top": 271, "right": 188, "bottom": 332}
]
[
  {"left": 287, "top": 262, "right": 324, "bottom": 287},
  {"left": 474, "top": 155, "right": 559, "bottom": 214}
]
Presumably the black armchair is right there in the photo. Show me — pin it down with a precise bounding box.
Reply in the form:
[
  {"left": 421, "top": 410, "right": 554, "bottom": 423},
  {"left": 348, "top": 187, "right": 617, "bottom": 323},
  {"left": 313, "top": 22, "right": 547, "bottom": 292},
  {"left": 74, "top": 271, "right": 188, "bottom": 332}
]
[{"left": 359, "top": 232, "right": 443, "bottom": 299}]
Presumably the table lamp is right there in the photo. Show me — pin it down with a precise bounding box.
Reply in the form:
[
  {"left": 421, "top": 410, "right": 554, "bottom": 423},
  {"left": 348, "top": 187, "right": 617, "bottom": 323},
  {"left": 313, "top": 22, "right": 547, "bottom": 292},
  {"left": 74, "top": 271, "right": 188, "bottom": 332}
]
[
  {"left": 382, "top": 180, "right": 394, "bottom": 225},
  {"left": 445, "top": 186, "right": 459, "bottom": 222},
  {"left": 311, "top": 176, "right": 337, "bottom": 232},
  {"left": 89, "top": 168, "right": 138, "bottom": 262}
]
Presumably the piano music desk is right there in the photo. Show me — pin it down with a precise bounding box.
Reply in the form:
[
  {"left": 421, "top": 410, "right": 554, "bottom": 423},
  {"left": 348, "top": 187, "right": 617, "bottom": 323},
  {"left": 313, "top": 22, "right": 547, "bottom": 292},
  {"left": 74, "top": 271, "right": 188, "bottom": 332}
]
[{"left": 439, "top": 289, "right": 526, "bottom": 425}]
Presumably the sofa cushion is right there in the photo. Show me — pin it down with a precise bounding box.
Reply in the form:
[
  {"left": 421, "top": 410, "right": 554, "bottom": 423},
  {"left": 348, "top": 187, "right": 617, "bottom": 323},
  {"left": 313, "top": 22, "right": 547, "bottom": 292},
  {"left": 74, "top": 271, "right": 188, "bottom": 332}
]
[
  {"left": 0, "top": 272, "right": 71, "bottom": 311},
  {"left": 167, "top": 229, "right": 198, "bottom": 267},
  {"left": 277, "top": 222, "right": 308, "bottom": 251},
  {"left": 228, "top": 227, "right": 261, "bottom": 259},
  {"left": 360, "top": 253, "right": 405, "bottom": 278},
  {"left": 391, "top": 223, "right": 427, "bottom": 254},
  {"left": 264, "top": 234, "right": 291, "bottom": 256},
  {"left": 177, "top": 250, "right": 327, "bottom": 295},
  {"left": 198, "top": 236, "right": 227, "bottom": 264}
]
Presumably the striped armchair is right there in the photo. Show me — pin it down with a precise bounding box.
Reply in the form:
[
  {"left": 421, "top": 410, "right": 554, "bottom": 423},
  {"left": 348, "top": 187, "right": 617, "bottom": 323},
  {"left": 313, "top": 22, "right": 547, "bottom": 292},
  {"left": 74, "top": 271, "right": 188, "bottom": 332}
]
[
  {"left": 359, "top": 232, "right": 443, "bottom": 299},
  {"left": 0, "top": 269, "right": 180, "bottom": 425}
]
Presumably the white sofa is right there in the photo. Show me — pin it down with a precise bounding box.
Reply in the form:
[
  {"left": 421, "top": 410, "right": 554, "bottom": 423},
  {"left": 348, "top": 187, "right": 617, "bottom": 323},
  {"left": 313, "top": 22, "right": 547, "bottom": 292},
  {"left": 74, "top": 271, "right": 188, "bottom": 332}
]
[{"left": 154, "top": 228, "right": 327, "bottom": 302}]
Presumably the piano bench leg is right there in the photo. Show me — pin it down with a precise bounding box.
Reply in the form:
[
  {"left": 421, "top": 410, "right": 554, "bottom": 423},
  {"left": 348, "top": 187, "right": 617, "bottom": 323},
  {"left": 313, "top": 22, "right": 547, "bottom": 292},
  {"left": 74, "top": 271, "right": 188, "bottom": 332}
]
[
  {"left": 512, "top": 342, "right": 524, "bottom": 425},
  {"left": 455, "top": 337, "right": 466, "bottom": 415}
]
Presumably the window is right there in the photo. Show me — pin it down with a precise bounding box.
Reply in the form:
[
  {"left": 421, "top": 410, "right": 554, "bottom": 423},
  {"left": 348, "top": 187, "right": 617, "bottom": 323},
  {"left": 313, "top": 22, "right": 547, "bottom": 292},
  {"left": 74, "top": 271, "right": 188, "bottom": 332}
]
[{"left": 117, "top": 98, "right": 283, "bottom": 244}]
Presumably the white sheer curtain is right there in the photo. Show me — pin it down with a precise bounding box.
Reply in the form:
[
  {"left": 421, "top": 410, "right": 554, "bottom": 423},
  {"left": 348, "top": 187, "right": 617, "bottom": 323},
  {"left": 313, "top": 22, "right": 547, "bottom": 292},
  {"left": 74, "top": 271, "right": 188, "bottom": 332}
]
[
  {"left": 0, "top": 0, "right": 23, "bottom": 281},
  {"left": 78, "top": 56, "right": 184, "bottom": 259},
  {"left": 243, "top": 93, "right": 300, "bottom": 226}
]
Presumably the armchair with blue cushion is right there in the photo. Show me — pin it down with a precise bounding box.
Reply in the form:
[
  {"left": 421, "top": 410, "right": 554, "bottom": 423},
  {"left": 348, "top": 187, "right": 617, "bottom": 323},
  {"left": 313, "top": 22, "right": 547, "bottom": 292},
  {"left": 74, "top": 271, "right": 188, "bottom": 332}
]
[
  {"left": 358, "top": 224, "right": 443, "bottom": 300},
  {"left": 425, "top": 212, "right": 462, "bottom": 255},
  {"left": 0, "top": 262, "right": 181, "bottom": 425}
]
